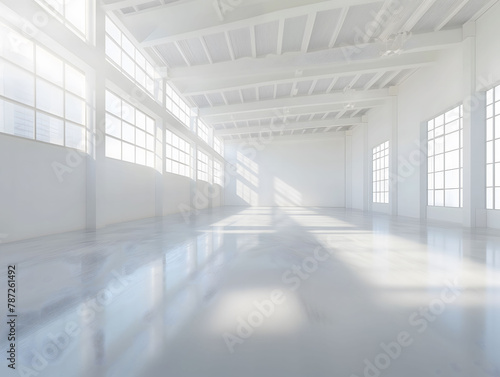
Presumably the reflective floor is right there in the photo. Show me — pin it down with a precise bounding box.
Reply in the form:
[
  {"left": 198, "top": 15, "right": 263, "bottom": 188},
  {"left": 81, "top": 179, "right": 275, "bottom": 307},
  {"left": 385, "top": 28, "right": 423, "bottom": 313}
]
[{"left": 1, "top": 207, "right": 500, "bottom": 377}]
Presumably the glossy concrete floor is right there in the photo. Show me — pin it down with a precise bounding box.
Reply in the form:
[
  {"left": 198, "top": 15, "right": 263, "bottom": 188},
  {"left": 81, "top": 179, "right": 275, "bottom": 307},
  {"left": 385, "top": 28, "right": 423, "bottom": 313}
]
[{"left": 1, "top": 207, "right": 499, "bottom": 377}]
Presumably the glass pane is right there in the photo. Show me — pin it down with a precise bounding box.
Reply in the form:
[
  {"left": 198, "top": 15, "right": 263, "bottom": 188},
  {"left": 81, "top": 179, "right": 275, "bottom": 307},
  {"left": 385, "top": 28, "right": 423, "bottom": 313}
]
[
  {"left": 106, "top": 136, "right": 121, "bottom": 159},
  {"left": 487, "top": 118, "right": 494, "bottom": 141},
  {"left": 428, "top": 157, "right": 434, "bottom": 173},
  {"left": 122, "top": 52, "right": 135, "bottom": 77},
  {"left": 0, "top": 25, "right": 34, "bottom": 71},
  {"left": 435, "top": 154, "right": 444, "bottom": 172},
  {"left": 65, "top": 0, "right": 86, "bottom": 34},
  {"left": 487, "top": 141, "right": 494, "bottom": 164},
  {"left": 496, "top": 139, "right": 500, "bottom": 162},
  {"left": 487, "top": 187, "right": 494, "bottom": 209},
  {"left": 105, "top": 17, "right": 121, "bottom": 43},
  {"left": 105, "top": 36, "right": 121, "bottom": 65},
  {"left": 496, "top": 188, "right": 500, "bottom": 210},
  {"left": 445, "top": 107, "right": 460, "bottom": 123},
  {"left": 435, "top": 172, "right": 444, "bottom": 189},
  {"left": 445, "top": 189, "right": 460, "bottom": 208},
  {"left": 428, "top": 190, "right": 434, "bottom": 206},
  {"left": 136, "top": 129, "right": 146, "bottom": 148},
  {"left": 445, "top": 131, "right": 460, "bottom": 151},
  {"left": 64, "top": 122, "right": 85, "bottom": 151},
  {"left": 65, "top": 65, "right": 86, "bottom": 97},
  {"left": 445, "top": 150, "right": 460, "bottom": 170},
  {"left": 428, "top": 174, "right": 434, "bottom": 189},
  {"left": 36, "top": 79, "right": 63, "bottom": 116},
  {"left": 0, "top": 99, "right": 34, "bottom": 139},
  {"left": 496, "top": 163, "right": 500, "bottom": 187},
  {"left": 105, "top": 113, "right": 121, "bottom": 139},
  {"left": 65, "top": 93, "right": 85, "bottom": 124},
  {"left": 122, "top": 142, "right": 135, "bottom": 163},
  {"left": 136, "top": 147, "right": 146, "bottom": 165},
  {"left": 0, "top": 61, "right": 35, "bottom": 106},
  {"left": 105, "top": 91, "right": 121, "bottom": 116},
  {"left": 487, "top": 89, "right": 494, "bottom": 105},
  {"left": 435, "top": 190, "right": 444, "bottom": 206},
  {"left": 445, "top": 169, "right": 460, "bottom": 189},
  {"left": 36, "top": 112, "right": 64, "bottom": 145},
  {"left": 36, "top": 46, "right": 63, "bottom": 86},
  {"left": 122, "top": 122, "right": 135, "bottom": 144},
  {"left": 122, "top": 101, "right": 135, "bottom": 124},
  {"left": 487, "top": 164, "right": 494, "bottom": 187},
  {"left": 435, "top": 136, "right": 444, "bottom": 154}
]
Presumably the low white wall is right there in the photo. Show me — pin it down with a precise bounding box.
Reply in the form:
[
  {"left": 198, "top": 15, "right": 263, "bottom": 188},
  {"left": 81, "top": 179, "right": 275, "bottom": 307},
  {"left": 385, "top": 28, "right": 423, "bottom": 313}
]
[{"left": 0, "top": 134, "right": 86, "bottom": 242}]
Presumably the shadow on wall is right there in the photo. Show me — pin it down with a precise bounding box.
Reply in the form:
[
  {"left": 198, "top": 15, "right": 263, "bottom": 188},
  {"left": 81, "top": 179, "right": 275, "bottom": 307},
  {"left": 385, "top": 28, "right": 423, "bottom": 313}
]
[{"left": 235, "top": 152, "right": 303, "bottom": 207}]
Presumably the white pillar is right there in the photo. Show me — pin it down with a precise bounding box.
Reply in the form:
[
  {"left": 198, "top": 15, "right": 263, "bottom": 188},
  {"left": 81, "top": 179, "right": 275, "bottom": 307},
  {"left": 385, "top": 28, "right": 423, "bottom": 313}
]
[{"left": 462, "top": 21, "right": 486, "bottom": 227}]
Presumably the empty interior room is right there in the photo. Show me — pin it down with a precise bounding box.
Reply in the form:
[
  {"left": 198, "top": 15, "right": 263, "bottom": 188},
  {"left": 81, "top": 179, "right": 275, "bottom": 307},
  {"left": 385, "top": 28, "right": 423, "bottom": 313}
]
[{"left": 1, "top": 0, "right": 500, "bottom": 376}]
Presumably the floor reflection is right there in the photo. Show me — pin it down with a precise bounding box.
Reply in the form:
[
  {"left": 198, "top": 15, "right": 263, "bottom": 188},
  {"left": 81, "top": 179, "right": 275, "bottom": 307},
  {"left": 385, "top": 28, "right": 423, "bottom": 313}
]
[{"left": 0, "top": 207, "right": 499, "bottom": 377}]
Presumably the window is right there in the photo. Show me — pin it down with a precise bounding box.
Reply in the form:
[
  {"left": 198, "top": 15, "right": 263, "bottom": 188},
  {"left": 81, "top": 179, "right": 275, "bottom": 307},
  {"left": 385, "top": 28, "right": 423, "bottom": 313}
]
[
  {"left": 166, "top": 84, "right": 193, "bottom": 128},
  {"left": 213, "top": 160, "right": 223, "bottom": 186},
  {"left": 0, "top": 24, "right": 87, "bottom": 151},
  {"left": 373, "top": 141, "right": 389, "bottom": 204},
  {"left": 486, "top": 86, "right": 500, "bottom": 209},
  {"left": 166, "top": 130, "right": 192, "bottom": 178},
  {"left": 35, "top": 0, "right": 89, "bottom": 40},
  {"left": 105, "top": 17, "right": 163, "bottom": 102},
  {"left": 197, "top": 120, "right": 210, "bottom": 145},
  {"left": 427, "top": 105, "right": 463, "bottom": 208},
  {"left": 214, "top": 137, "right": 224, "bottom": 156},
  {"left": 197, "top": 150, "right": 210, "bottom": 182},
  {"left": 105, "top": 90, "right": 155, "bottom": 167}
]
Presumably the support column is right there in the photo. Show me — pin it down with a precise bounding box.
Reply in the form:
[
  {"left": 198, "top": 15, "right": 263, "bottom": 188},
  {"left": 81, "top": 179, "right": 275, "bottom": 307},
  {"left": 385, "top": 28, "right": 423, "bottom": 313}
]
[
  {"left": 86, "top": 3, "right": 107, "bottom": 230},
  {"left": 345, "top": 130, "right": 353, "bottom": 209},
  {"left": 363, "top": 121, "right": 372, "bottom": 212},
  {"left": 462, "top": 21, "right": 487, "bottom": 227},
  {"left": 389, "top": 90, "right": 399, "bottom": 217}
]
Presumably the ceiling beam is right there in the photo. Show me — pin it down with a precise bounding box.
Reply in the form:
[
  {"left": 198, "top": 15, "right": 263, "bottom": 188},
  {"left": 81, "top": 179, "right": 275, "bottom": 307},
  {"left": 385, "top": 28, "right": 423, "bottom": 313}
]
[
  {"left": 401, "top": 0, "right": 437, "bottom": 32},
  {"left": 328, "top": 7, "right": 349, "bottom": 48},
  {"left": 215, "top": 117, "right": 364, "bottom": 136},
  {"left": 434, "top": 0, "right": 469, "bottom": 31},
  {"left": 202, "top": 99, "right": 384, "bottom": 123},
  {"left": 174, "top": 50, "right": 439, "bottom": 94},
  {"left": 301, "top": 12, "right": 317, "bottom": 53},
  {"left": 139, "top": 0, "right": 384, "bottom": 46},
  {"left": 199, "top": 89, "right": 390, "bottom": 117}
]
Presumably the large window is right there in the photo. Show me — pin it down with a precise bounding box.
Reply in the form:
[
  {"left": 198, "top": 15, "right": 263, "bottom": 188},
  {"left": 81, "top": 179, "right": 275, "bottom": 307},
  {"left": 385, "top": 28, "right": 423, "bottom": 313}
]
[
  {"left": 35, "top": 0, "right": 89, "bottom": 40},
  {"left": 0, "top": 24, "right": 86, "bottom": 151},
  {"left": 214, "top": 137, "right": 224, "bottom": 156},
  {"left": 197, "top": 150, "right": 211, "bottom": 182},
  {"left": 373, "top": 141, "right": 389, "bottom": 204},
  {"left": 105, "top": 17, "right": 163, "bottom": 102},
  {"left": 213, "top": 160, "right": 223, "bottom": 186},
  {"left": 486, "top": 86, "right": 500, "bottom": 209},
  {"left": 166, "top": 84, "right": 193, "bottom": 128},
  {"left": 197, "top": 120, "right": 211, "bottom": 145},
  {"left": 166, "top": 130, "right": 192, "bottom": 178},
  {"left": 427, "top": 105, "right": 463, "bottom": 208},
  {"left": 105, "top": 90, "right": 155, "bottom": 167}
]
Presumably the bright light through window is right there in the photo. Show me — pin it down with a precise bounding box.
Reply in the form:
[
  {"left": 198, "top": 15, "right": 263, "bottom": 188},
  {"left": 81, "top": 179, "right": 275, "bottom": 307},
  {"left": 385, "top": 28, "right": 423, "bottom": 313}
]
[
  {"left": 166, "top": 130, "right": 192, "bottom": 178},
  {"left": 214, "top": 137, "right": 224, "bottom": 156},
  {"left": 486, "top": 86, "right": 500, "bottom": 210},
  {"left": 105, "top": 17, "right": 163, "bottom": 103},
  {"left": 372, "top": 141, "right": 389, "bottom": 204},
  {"left": 105, "top": 90, "right": 156, "bottom": 167},
  {"left": 166, "top": 84, "right": 194, "bottom": 128},
  {"left": 427, "top": 105, "right": 463, "bottom": 208},
  {"left": 197, "top": 120, "right": 211, "bottom": 145},
  {"left": 197, "top": 150, "right": 211, "bottom": 182},
  {"left": 0, "top": 23, "right": 87, "bottom": 151},
  {"left": 214, "top": 160, "right": 223, "bottom": 186},
  {"left": 35, "top": 0, "right": 89, "bottom": 40}
]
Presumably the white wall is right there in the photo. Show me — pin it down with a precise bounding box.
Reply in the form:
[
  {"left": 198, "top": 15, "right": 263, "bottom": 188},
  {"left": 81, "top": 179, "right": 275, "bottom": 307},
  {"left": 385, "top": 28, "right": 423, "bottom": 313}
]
[
  {"left": 350, "top": 126, "right": 365, "bottom": 210},
  {"left": 224, "top": 134, "right": 345, "bottom": 207},
  {"left": 98, "top": 158, "right": 157, "bottom": 226},
  {"left": 0, "top": 135, "right": 86, "bottom": 242},
  {"left": 163, "top": 173, "right": 191, "bottom": 215}
]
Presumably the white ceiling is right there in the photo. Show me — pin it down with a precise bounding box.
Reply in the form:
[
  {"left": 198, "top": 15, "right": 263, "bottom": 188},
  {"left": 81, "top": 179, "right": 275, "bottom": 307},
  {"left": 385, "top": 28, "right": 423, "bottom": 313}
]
[{"left": 103, "top": 0, "right": 494, "bottom": 140}]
